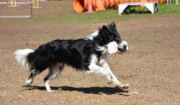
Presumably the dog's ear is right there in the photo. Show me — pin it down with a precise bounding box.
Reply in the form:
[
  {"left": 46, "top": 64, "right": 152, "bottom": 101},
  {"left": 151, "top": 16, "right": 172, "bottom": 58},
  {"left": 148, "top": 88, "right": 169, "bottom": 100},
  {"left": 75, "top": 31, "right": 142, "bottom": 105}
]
[
  {"left": 100, "top": 25, "right": 110, "bottom": 35},
  {"left": 110, "top": 22, "right": 116, "bottom": 27},
  {"left": 102, "top": 25, "right": 109, "bottom": 31},
  {"left": 108, "top": 22, "right": 117, "bottom": 31}
]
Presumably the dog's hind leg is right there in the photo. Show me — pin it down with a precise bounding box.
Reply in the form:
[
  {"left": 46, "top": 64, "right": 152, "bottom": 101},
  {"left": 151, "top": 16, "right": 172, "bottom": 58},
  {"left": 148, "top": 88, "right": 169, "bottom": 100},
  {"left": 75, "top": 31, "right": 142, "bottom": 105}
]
[
  {"left": 26, "top": 70, "right": 41, "bottom": 85},
  {"left": 44, "top": 63, "right": 64, "bottom": 92}
]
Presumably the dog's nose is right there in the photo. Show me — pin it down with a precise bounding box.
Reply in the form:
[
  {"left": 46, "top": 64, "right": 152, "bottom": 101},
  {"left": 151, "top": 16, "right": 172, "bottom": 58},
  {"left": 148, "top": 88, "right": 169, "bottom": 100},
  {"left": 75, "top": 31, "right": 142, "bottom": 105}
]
[{"left": 123, "top": 45, "right": 127, "bottom": 49}]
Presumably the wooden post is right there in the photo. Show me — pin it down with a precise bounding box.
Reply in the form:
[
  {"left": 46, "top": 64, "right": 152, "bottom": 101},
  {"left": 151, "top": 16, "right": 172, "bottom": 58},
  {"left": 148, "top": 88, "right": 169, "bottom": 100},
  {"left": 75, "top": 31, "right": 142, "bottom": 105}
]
[
  {"left": 167, "top": 0, "right": 169, "bottom": 5},
  {"left": 176, "top": 0, "right": 178, "bottom": 5},
  {"left": 33, "top": 0, "right": 41, "bottom": 8}
]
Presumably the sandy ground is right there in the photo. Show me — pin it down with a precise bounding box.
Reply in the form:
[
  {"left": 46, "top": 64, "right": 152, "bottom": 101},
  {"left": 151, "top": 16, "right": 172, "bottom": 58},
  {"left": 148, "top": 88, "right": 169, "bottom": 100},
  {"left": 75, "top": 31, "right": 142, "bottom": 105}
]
[{"left": 0, "top": 1, "right": 180, "bottom": 105}]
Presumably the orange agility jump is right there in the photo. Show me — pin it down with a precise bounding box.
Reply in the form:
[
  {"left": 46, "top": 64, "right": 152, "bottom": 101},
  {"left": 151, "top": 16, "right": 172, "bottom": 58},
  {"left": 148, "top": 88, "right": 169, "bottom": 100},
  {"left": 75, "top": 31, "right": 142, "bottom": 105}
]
[{"left": 73, "top": 0, "right": 166, "bottom": 13}]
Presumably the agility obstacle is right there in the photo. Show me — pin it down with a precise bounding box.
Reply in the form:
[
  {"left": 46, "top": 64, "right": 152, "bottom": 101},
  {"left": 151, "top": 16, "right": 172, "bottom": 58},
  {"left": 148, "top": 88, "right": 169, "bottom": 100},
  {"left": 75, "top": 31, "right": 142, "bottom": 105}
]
[
  {"left": 176, "top": 0, "right": 178, "bottom": 5},
  {"left": 8, "top": 0, "right": 20, "bottom": 7},
  {"left": 8, "top": 0, "right": 41, "bottom": 8},
  {"left": 73, "top": 0, "right": 167, "bottom": 13},
  {"left": 0, "top": 0, "right": 33, "bottom": 20},
  {"left": 32, "top": 0, "right": 41, "bottom": 8}
]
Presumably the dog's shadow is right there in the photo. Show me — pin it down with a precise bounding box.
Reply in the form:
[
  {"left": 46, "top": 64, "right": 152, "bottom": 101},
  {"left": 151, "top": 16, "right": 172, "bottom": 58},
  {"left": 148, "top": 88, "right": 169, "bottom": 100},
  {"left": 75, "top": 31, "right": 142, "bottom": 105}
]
[{"left": 23, "top": 85, "right": 129, "bottom": 95}]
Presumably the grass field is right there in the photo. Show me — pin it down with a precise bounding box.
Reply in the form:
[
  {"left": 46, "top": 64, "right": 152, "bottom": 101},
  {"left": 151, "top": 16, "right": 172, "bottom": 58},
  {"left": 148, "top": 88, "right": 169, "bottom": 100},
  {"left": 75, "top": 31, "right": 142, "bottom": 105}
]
[
  {"left": 1, "top": 1, "right": 180, "bottom": 25},
  {"left": 34, "top": 2, "right": 180, "bottom": 24}
]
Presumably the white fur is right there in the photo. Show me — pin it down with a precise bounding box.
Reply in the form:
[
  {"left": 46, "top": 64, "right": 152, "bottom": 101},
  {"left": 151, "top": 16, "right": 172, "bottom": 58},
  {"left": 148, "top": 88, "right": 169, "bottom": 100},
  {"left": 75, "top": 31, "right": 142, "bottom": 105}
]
[
  {"left": 26, "top": 78, "right": 33, "bottom": 84},
  {"left": 14, "top": 49, "right": 34, "bottom": 70},
  {"left": 88, "top": 53, "right": 129, "bottom": 89},
  {"left": 49, "top": 64, "right": 62, "bottom": 80},
  {"left": 45, "top": 80, "right": 54, "bottom": 92},
  {"left": 44, "top": 64, "right": 62, "bottom": 92},
  {"left": 118, "top": 41, "right": 128, "bottom": 51},
  {"left": 96, "top": 41, "right": 119, "bottom": 54},
  {"left": 99, "top": 53, "right": 121, "bottom": 86},
  {"left": 86, "top": 31, "right": 99, "bottom": 40},
  {"left": 96, "top": 45, "right": 107, "bottom": 54},
  {"left": 87, "top": 54, "right": 120, "bottom": 86},
  {"left": 87, "top": 31, "right": 119, "bottom": 54},
  {"left": 87, "top": 55, "right": 111, "bottom": 80},
  {"left": 106, "top": 41, "right": 118, "bottom": 54}
]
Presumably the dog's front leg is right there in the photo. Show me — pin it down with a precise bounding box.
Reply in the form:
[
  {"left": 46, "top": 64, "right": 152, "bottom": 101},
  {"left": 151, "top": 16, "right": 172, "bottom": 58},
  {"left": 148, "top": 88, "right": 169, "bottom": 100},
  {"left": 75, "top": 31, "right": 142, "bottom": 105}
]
[
  {"left": 99, "top": 54, "right": 129, "bottom": 89},
  {"left": 101, "top": 62, "right": 129, "bottom": 89},
  {"left": 88, "top": 63, "right": 112, "bottom": 82},
  {"left": 87, "top": 55, "right": 112, "bottom": 82}
]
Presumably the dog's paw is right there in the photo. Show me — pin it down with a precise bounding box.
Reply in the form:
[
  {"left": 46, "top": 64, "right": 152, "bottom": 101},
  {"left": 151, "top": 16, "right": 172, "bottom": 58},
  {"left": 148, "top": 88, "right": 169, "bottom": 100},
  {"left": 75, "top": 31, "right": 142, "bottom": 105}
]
[
  {"left": 117, "top": 83, "right": 130, "bottom": 89},
  {"left": 25, "top": 79, "right": 33, "bottom": 85}
]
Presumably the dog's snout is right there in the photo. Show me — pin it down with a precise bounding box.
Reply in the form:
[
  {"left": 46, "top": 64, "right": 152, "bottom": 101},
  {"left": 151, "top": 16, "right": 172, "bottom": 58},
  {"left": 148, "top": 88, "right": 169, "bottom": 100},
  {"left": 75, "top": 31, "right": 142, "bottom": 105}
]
[
  {"left": 118, "top": 41, "right": 128, "bottom": 53},
  {"left": 123, "top": 45, "right": 127, "bottom": 49}
]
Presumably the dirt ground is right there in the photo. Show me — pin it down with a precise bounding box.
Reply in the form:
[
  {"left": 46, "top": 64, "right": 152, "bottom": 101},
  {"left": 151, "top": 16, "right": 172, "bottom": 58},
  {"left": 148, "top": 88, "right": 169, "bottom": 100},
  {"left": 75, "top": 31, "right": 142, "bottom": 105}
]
[{"left": 0, "top": 1, "right": 180, "bottom": 105}]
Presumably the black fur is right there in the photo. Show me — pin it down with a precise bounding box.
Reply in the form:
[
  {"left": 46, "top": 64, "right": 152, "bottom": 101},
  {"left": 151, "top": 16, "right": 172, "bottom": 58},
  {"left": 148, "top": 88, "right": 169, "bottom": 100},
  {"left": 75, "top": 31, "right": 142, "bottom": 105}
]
[
  {"left": 27, "top": 23, "right": 122, "bottom": 73},
  {"left": 28, "top": 39, "right": 101, "bottom": 71},
  {"left": 13, "top": 22, "right": 130, "bottom": 92}
]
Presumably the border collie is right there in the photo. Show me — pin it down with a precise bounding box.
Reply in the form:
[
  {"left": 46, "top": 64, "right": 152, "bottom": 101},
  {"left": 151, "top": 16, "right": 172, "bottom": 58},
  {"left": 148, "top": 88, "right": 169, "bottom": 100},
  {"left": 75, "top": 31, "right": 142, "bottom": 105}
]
[{"left": 14, "top": 22, "right": 129, "bottom": 92}]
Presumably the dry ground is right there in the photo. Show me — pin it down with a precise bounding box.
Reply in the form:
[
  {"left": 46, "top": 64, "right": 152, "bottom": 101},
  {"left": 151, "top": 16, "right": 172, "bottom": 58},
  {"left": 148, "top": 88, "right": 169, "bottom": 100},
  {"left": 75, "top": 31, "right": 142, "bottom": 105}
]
[{"left": 0, "top": 1, "right": 180, "bottom": 105}]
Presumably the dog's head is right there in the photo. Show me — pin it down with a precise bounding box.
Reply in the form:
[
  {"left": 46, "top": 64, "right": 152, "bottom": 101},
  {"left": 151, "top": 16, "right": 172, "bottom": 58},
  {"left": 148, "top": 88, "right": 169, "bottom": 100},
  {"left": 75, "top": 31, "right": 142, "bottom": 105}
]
[
  {"left": 97, "top": 22, "right": 121, "bottom": 45},
  {"left": 87, "top": 22, "right": 128, "bottom": 54},
  {"left": 99, "top": 22, "right": 128, "bottom": 54}
]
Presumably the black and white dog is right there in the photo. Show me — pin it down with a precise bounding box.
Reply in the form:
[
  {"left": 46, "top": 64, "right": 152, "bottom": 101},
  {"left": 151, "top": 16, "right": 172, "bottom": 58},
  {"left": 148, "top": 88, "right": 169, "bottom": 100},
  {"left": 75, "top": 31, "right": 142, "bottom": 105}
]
[{"left": 14, "top": 22, "right": 129, "bottom": 92}]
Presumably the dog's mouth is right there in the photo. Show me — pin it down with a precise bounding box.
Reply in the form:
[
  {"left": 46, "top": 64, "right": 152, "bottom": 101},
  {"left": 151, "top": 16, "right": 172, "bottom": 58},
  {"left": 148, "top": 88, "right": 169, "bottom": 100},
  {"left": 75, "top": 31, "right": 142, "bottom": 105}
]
[{"left": 118, "top": 41, "right": 128, "bottom": 53}]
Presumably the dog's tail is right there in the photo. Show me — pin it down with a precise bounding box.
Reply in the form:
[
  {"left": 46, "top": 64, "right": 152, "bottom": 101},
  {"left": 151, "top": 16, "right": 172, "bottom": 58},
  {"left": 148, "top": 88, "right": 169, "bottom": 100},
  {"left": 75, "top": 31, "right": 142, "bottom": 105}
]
[{"left": 14, "top": 49, "right": 35, "bottom": 71}]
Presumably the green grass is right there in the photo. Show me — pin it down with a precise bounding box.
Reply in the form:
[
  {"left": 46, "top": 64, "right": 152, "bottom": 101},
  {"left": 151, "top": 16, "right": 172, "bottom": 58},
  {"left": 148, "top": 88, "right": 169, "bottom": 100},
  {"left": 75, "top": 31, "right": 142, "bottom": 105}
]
[
  {"left": 32, "top": 8, "right": 150, "bottom": 26},
  {"left": 1, "top": 1, "right": 180, "bottom": 25},
  {"left": 44, "top": 2, "right": 180, "bottom": 25},
  {"left": 59, "top": 9, "right": 120, "bottom": 24},
  {"left": 124, "top": 1, "right": 180, "bottom": 15},
  {"left": 123, "top": 6, "right": 149, "bottom": 14},
  {"left": 157, "top": 1, "right": 180, "bottom": 14}
]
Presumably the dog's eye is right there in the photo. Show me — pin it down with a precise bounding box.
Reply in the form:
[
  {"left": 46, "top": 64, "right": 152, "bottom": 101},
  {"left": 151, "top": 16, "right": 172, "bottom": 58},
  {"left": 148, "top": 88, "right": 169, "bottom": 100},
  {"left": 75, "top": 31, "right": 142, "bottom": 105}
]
[{"left": 115, "top": 37, "right": 119, "bottom": 40}]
